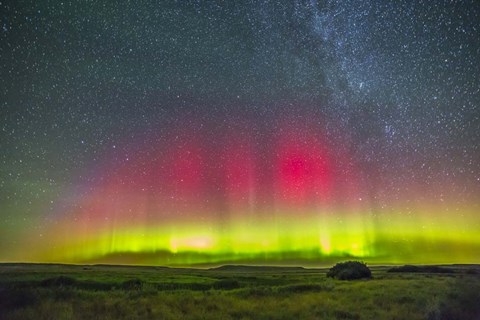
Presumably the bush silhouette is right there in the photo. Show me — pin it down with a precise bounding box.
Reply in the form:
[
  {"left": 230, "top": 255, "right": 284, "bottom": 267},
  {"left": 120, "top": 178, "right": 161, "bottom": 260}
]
[
  {"left": 40, "top": 276, "right": 76, "bottom": 287},
  {"left": 121, "top": 278, "right": 144, "bottom": 290},
  {"left": 212, "top": 279, "right": 240, "bottom": 290},
  {"left": 327, "top": 261, "right": 371, "bottom": 280}
]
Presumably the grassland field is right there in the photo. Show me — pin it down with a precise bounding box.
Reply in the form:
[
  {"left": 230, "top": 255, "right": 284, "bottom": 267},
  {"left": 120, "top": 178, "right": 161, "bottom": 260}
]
[{"left": 0, "top": 263, "right": 479, "bottom": 319}]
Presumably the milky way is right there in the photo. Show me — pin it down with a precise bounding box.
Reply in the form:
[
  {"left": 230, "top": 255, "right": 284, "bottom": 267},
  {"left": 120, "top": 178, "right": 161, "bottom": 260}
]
[{"left": 1, "top": 1, "right": 479, "bottom": 266}]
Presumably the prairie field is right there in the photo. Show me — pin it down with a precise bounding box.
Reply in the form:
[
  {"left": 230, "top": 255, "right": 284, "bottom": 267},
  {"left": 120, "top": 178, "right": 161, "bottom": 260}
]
[{"left": 0, "top": 263, "right": 479, "bottom": 319}]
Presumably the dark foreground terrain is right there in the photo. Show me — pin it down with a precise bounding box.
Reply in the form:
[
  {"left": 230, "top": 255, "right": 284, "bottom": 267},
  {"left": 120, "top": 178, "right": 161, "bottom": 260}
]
[{"left": 0, "top": 263, "right": 479, "bottom": 319}]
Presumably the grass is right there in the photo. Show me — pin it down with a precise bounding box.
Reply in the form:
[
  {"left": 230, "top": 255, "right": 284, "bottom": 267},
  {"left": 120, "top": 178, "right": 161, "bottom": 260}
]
[{"left": 0, "top": 263, "right": 479, "bottom": 319}]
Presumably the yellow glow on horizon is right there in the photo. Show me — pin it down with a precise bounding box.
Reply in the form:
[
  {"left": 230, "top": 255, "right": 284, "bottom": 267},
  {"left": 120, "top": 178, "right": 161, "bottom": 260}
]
[{"left": 25, "top": 205, "right": 480, "bottom": 265}]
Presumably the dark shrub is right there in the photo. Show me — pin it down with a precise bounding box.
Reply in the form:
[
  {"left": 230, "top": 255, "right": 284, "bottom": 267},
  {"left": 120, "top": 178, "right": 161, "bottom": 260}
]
[
  {"left": 212, "top": 279, "right": 240, "bottom": 290},
  {"left": 185, "top": 283, "right": 212, "bottom": 291},
  {"left": 466, "top": 268, "right": 478, "bottom": 275},
  {"left": 40, "top": 276, "right": 76, "bottom": 287},
  {"left": 121, "top": 278, "right": 144, "bottom": 290},
  {"left": 79, "top": 280, "right": 114, "bottom": 291},
  {"left": 327, "top": 261, "right": 371, "bottom": 280}
]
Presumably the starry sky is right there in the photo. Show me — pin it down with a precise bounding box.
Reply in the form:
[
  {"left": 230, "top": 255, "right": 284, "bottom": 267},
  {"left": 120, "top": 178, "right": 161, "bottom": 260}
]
[{"left": 1, "top": 1, "right": 479, "bottom": 266}]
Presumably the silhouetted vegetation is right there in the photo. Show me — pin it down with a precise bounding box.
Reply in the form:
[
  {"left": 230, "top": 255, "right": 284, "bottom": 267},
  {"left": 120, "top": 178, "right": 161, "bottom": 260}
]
[
  {"left": 327, "top": 261, "right": 372, "bottom": 280},
  {"left": 466, "top": 268, "right": 478, "bottom": 275},
  {"left": 40, "top": 276, "right": 77, "bottom": 287},
  {"left": 212, "top": 279, "right": 240, "bottom": 290},
  {"left": 121, "top": 278, "right": 144, "bottom": 290},
  {"left": 388, "top": 265, "right": 454, "bottom": 274}
]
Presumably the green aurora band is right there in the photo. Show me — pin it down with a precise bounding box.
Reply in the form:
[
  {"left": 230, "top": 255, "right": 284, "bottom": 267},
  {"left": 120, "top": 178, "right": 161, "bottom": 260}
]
[{"left": 36, "top": 208, "right": 480, "bottom": 266}]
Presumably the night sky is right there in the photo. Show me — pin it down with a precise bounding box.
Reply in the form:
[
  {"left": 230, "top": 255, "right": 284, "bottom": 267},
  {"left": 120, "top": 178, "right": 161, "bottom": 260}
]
[{"left": 1, "top": 1, "right": 479, "bottom": 266}]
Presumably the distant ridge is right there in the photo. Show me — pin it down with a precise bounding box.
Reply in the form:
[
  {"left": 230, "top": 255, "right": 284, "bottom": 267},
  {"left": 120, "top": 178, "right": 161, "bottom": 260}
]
[{"left": 210, "top": 265, "right": 306, "bottom": 272}]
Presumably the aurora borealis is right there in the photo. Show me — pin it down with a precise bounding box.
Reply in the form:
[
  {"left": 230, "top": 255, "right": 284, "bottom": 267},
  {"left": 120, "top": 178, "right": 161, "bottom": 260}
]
[{"left": 1, "top": 1, "right": 479, "bottom": 266}]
